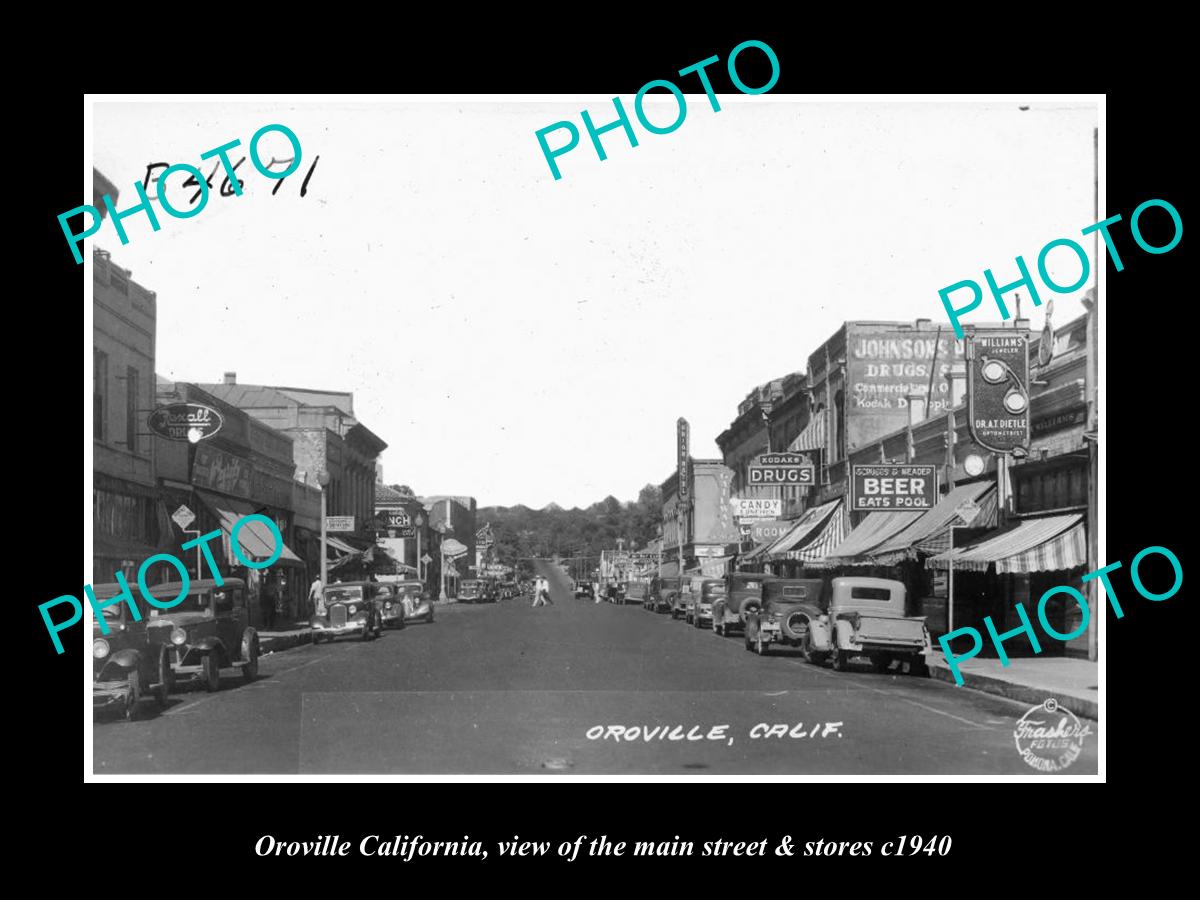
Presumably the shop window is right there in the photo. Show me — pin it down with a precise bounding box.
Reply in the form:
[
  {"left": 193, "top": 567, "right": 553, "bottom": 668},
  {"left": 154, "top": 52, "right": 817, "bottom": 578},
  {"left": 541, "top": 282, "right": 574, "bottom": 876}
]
[{"left": 94, "top": 350, "right": 108, "bottom": 441}]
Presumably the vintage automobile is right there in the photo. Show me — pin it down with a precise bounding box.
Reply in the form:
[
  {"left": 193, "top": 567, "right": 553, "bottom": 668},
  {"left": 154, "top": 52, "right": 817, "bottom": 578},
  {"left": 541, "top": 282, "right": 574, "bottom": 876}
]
[
  {"left": 604, "top": 581, "right": 627, "bottom": 604},
  {"left": 711, "top": 572, "right": 777, "bottom": 637},
  {"left": 138, "top": 578, "right": 259, "bottom": 693},
  {"left": 458, "top": 578, "right": 487, "bottom": 603},
  {"left": 373, "top": 582, "right": 409, "bottom": 629},
  {"left": 685, "top": 578, "right": 725, "bottom": 629},
  {"left": 383, "top": 578, "right": 434, "bottom": 624},
  {"left": 574, "top": 582, "right": 595, "bottom": 601},
  {"left": 625, "top": 579, "right": 650, "bottom": 607},
  {"left": 92, "top": 582, "right": 174, "bottom": 719},
  {"left": 649, "top": 575, "right": 680, "bottom": 614},
  {"left": 745, "top": 576, "right": 931, "bottom": 673},
  {"left": 670, "top": 574, "right": 705, "bottom": 620},
  {"left": 311, "top": 581, "right": 383, "bottom": 643}
]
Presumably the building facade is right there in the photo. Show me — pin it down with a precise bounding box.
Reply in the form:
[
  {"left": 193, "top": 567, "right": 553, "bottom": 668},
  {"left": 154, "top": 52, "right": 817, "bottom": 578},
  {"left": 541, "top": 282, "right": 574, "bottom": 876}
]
[
  {"left": 93, "top": 246, "right": 162, "bottom": 584},
  {"left": 660, "top": 461, "right": 741, "bottom": 576}
]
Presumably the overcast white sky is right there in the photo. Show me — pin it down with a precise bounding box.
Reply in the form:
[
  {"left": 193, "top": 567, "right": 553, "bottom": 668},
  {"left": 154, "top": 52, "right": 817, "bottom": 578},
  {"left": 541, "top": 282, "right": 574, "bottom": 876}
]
[{"left": 93, "top": 98, "right": 1097, "bottom": 509}]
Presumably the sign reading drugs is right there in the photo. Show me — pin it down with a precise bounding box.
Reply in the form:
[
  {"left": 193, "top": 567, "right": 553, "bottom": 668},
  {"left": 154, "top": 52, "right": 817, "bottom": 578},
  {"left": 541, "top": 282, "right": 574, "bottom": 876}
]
[
  {"left": 851, "top": 464, "right": 939, "bottom": 511},
  {"left": 967, "top": 328, "right": 1031, "bottom": 455},
  {"left": 748, "top": 452, "right": 815, "bottom": 486},
  {"left": 676, "top": 418, "right": 690, "bottom": 502},
  {"left": 731, "top": 497, "right": 782, "bottom": 520}
]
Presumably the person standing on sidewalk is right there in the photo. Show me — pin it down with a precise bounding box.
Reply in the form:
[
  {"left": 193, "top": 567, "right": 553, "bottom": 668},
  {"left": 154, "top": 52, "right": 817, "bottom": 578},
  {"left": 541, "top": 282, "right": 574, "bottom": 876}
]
[{"left": 309, "top": 573, "right": 325, "bottom": 616}]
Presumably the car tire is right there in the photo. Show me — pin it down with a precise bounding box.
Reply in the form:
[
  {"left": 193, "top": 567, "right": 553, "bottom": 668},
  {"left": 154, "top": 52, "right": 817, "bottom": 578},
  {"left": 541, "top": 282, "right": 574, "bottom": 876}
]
[
  {"left": 242, "top": 636, "right": 259, "bottom": 682},
  {"left": 123, "top": 670, "right": 141, "bottom": 721},
  {"left": 832, "top": 649, "right": 849, "bottom": 672},
  {"left": 870, "top": 652, "right": 892, "bottom": 674},
  {"left": 362, "top": 624, "right": 373, "bottom": 642},
  {"left": 201, "top": 652, "right": 221, "bottom": 692},
  {"left": 155, "top": 647, "right": 173, "bottom": 707},
  {"left": 756, "top": 633, "right": 770, "bottom": 656},
  {"left": 427, "top": 608, "right": 434, "bottom": 624}
]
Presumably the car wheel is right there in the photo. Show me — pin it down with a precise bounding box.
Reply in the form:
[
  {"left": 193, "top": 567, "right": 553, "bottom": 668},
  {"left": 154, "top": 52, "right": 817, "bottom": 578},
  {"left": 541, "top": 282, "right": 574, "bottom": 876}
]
[
  {"left": 870, "top": 652, "right": 892, "bottom": 674},
  {"left": 201, "top": 652, "right": 221, "bottom": 692},
  {"left": 714, "top": 621, "right": 723, "bottom": 636},
  {"left": 155, "top": 647, "right": 173, "bottom": 707},
  {"left": 756, "top": 633, "right": 770, "bottom": 656},
  {"left": 906, "top": 656, "right": 930, "bottom": 677},
  {"left": 362, "top": 624, "right": 373, "bottom": 642},
  {"left": 242, "top": 636, "right": 259, "bottom": 682},
  {"left": 832, "top": 649, "right": 849, "bottom": 672},
  {"left": 123, "top": 670, "right": 141, "bottom": 721}
]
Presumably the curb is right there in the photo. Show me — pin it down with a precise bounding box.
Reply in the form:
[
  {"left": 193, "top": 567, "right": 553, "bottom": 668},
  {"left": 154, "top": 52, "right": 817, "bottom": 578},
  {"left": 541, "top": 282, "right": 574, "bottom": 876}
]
[
  {"left": 926, "top": 659, "right": 1098, "bottom": 721},
  {"left": 258, "top": 630, "right": 314, "bottom": 654}
]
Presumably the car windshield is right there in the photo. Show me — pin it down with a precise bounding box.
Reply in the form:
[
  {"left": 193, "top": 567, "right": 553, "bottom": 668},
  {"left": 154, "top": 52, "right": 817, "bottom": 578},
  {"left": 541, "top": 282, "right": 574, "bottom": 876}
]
[
  {"left": 326, "top": 586, "right": 364, "bottom": 603},
  {"left": 398, "top": 584, "right": 422, "bottom": 595},
  {"left": 704, "top": 584, "right": 727, "bottom": 597},
  {"left": 735, "top": 581, "right": 762, "bottom": 591}
]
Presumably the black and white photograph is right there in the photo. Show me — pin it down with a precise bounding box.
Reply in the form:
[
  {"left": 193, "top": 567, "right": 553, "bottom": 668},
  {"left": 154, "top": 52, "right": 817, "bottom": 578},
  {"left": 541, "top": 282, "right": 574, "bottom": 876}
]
[{"left": 79, "top": 91, "right": 1113, "bottom": 779}]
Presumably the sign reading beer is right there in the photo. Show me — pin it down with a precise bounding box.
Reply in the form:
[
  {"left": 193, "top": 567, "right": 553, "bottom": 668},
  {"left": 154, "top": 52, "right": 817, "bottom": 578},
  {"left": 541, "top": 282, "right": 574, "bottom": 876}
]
[
  {"left": 148, "top": 402, "right": 224, "bottom": 442},
  {"left": 676, "top": 418, "right": 690, "bottom": 502},
  {"left": 747, "top": 452, "right": 815, "bottom": 486},
  {"left": 850, "top": 464, "right": 938, "bottom": 511},
  {"left": 731, "top": 497, "right": 782, "bottom": 520},
  {"left": 750, "top": 519, "right": 790, "bottom": 543},
  {"left": 967, "top": 328, "right": 1031, "bottom": 454}
]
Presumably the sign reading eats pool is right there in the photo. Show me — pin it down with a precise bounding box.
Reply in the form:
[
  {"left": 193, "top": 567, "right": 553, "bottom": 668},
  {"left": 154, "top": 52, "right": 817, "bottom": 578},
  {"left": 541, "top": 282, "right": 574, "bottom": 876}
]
[
  {"left": 748, "top": 452, "right": 814, "bottom": 486},
  {"left": 851, "top": 464, "right": 938, "bottom": 511}
]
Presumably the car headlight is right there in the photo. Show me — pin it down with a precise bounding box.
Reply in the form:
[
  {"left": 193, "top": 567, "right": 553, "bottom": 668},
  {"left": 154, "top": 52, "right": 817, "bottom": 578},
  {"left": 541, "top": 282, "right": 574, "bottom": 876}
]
[
  {"left": 93, "top": 638, "right": 110, "bottom": 659},
  {"left": 348, "top": 604, "right": 358, "bottom": 615},
  {"left": 171, "top": 627, "right": 187, "bottom": 645}
]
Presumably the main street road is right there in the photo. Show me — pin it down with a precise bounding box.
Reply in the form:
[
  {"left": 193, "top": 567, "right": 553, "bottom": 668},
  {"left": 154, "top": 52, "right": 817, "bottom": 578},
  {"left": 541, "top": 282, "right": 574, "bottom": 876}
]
[{"left": 93, "top": 562, "right": 1098, "bottom": 775}]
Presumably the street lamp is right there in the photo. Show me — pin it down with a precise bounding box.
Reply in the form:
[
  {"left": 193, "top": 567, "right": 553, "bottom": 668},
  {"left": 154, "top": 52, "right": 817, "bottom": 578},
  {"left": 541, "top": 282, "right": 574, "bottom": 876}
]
[{"left": 317, "top": 470, "right": 330, "bottom": 603}]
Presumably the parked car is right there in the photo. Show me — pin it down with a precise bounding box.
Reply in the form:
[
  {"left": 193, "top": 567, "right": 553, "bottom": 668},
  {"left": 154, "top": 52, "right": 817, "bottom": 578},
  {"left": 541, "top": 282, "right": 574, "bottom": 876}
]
[
  {"left": 744, "top": 576, "right": 931, "bottom": 674},
  {"left": 669, "top": 575, "right": 700, "bottom": 620},
  {"left": 604, "top": 581, "right": 627, "bottom": 604},
  {"left": 686, "top": 578, "right": 725, "bottom": 629},
  {"left": 649, "top": 575, "right": 679, "bottom": 614},
  {"left": 389, "top": 578, "right": 434, "bottom": 624},
  {"left": 574, "top": 582, "right": 595, "bottom": 600},
  {"left": 458, "top": 579, "right": 487, "bottom": 603},
  {"left": 374, "top": 582, "right": 409, "bottom": 629},
  {"left": 92, "top": 582, "right": 174, "bottom": 719},
  {"left": 625, "top": 580, "right": 650, "bottom": 607},
  {"left": 311, "top": 581, "right": 383, "bottom": 643},
  {"left": 138, "top": 578, "right": 259, "bottom": 693},
  {"left": 712, "top": 572, "right": 777, "bottom": 636}
]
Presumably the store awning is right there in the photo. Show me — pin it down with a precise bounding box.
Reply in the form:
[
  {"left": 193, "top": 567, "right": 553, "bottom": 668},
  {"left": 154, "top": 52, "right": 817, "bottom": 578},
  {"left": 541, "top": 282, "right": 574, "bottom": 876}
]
[
  {"left": 868, "top": 482, "right": 998, "bottom": 564},
  {"left": 788, "top": 409, "right": 827, "bottom": 452},
  {"left": 820, "top": 509, "right": 924, "bottom": 564},
  {"left": 195, "top": 490, "right": 303, "bottom": 565},
  {"left": 326, "top": 535, "right": 358, "bottom": 555},
  {"left": 765, "top": 498, "right": 841, "bottom": 559},
  {"left": 786, "top": 501, "right": 850, "bottom": 562},
  {"left": 926, "top": 514, "right": 1085, "bottom": 573},
  {"left": 657, "top": 561, "right": 680, "bottom": 578}
]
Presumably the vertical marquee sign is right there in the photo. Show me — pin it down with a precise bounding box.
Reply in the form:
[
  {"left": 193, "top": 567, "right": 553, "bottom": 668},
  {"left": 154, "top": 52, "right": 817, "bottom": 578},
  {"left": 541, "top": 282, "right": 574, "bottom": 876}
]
[
  {"left": 676, "top": 417, "right": 690, "bottom": 503},
  {"left": 966, "top": 328, "right": 1031, "bottom": 455}
]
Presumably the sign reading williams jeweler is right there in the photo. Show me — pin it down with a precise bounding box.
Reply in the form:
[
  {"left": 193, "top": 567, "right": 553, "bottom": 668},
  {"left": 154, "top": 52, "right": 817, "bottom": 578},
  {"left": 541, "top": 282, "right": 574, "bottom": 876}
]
[{"left": 147, "top": 402, "right": 224, "bottom": 442}]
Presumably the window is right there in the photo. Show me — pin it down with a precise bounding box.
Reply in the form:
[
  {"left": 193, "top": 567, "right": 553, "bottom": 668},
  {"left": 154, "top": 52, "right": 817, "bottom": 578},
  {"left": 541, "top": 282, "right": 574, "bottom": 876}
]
[
  {"left": 125, "top": 366, "right": 139, "bottom": 453},
  {"left": 93, "top": 350, "right": 108, "bottom": 441}
]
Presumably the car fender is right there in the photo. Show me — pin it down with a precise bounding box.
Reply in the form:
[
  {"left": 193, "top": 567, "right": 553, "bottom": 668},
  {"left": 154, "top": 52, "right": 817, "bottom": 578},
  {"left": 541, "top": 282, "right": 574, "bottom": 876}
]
[
  {"left": 192, "top": 636, "right": 227, "bottom": 663},
  {"left": 807, "top": 618, "right": 834, "bottom": 650},
  {"left": 97, "top": 649, "right": 141, "bottom": 681},
  {"left": 833, "top": 618, "right": 860, "bottom": 648}
]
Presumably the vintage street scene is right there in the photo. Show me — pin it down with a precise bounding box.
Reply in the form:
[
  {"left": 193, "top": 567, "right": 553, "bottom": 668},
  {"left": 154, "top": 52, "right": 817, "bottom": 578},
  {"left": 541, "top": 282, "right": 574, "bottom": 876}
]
[{"left": 88, "top": 98, "right": 1101, "bottom": 776}]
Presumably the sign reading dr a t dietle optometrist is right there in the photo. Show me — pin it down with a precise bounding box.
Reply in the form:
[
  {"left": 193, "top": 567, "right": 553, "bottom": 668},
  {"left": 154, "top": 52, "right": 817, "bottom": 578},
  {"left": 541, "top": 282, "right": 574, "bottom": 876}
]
[{"left": 851, "top": 464, "right": 938, "bottom": 511}]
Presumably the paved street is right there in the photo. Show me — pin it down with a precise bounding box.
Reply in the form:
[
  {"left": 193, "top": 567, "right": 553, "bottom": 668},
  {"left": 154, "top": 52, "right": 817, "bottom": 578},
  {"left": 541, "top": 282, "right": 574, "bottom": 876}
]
[{"left": 93, "top": 562, "right": 1098, "bottom": 775}]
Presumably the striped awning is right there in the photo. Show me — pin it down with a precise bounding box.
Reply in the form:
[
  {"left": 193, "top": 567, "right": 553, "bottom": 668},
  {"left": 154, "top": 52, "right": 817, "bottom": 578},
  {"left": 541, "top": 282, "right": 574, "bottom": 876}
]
[
  {"left": 820, "top": 509, "right": 924, "bottom": 564},
  {"left": 765, "top": 498, "right": 841, "bottom": 559},
  {"left": 868, "top": 481, "right": 998, "bottom": 564},
  {"left": 925, "top": 514, "right": 1085, "bottom": 573},
  {"left": 786, "top": 501, "right": 851, "bottom": 562},
  {"left": 326, "top": 536, "right": 358, "bottom": 556},
  {"left": 196, "top": 490, "right": 303, "bottom": 564},
  {"left": 788, "top": 409, "right": 827, "bottom": 453}
]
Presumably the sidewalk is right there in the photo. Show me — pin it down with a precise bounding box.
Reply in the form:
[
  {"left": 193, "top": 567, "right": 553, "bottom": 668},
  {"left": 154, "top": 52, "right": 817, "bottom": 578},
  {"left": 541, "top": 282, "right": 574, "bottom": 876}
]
[{"left": 925, "top": 652, "right": 1098, "bottom": 720}]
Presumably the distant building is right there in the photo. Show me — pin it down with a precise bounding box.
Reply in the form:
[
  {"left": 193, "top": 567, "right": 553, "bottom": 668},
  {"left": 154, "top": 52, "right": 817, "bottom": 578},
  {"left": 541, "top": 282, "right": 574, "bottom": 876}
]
[
  {"left": 716, "top": 371, "right": 806, "bottom": 518},
  {"left": 420, "top": 495, "right": 477, "bottom": 596},
  {"left": 198, "top": 375, "right": 388, "bottom": 548},
  {"left": 660, "top": 461, "right": 740, "bottom": 577}
]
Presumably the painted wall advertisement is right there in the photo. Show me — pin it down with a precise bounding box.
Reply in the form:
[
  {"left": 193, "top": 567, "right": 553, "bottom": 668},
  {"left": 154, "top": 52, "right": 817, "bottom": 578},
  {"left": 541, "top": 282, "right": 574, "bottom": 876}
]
[
  {"left": 191, "top": 443, "right": 252, "bottom": 498},
  {"left": 848, "top": 330, "right": 965, "bottom": 450}
]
